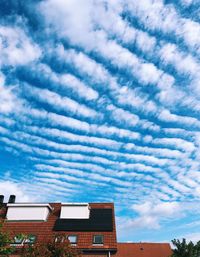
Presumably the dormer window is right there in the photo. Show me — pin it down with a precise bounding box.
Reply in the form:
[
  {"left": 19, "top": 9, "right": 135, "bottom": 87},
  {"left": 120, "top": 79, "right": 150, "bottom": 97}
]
[
  {"left": 68, "top": 235, "right": 78, "bottom": 245},
  {"left": 6, "top": 203, "right": 53, "bottom": 221},
  {"left": 60, "top": 203, "right": 90, "bottom": 219},
  {"left": 93, "top": 235, "right": 104, "bottom": 245}
]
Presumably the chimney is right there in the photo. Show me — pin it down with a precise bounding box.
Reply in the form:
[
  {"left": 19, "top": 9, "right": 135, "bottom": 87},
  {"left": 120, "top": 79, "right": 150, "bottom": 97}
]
[
  {"left": 0, "top": 195, "right": 4, "bottom": 204},
  {"left": 8, "top": 195, "right": 16, "bottom": 203}
]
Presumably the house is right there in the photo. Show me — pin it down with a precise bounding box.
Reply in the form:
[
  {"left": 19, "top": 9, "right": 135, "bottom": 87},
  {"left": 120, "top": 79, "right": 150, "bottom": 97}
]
[
  {"left": 0, "top": 195, "right": 172, "bottom": 257},
  {"left": 115, "top": 243, "right": 172, "bottom": 257}
]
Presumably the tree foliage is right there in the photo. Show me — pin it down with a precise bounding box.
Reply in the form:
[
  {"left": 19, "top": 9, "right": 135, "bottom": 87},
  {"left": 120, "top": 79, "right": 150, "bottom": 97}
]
[
  {"left": 20, "top": 234, "right": 81, "bottom": 257},
  {"left": 171, "top": 238, "right": 200, "bottom": 257},
  {"left": 0, "top": 220, "right": 14, "bottom": 256},
  {"left": 0, "top": 220, "right": 81, "bottom": 257}
]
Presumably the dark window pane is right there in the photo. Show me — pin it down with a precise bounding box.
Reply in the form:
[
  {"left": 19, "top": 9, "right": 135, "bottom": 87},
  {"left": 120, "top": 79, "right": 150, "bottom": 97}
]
[{"left": 93, "top": 235, "right": 103, "bottom": 244}]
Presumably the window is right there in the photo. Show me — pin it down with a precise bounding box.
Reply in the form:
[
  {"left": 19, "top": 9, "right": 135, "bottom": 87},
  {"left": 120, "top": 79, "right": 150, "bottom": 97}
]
[
  {"left": 24, "top": 235, "right": 37, "bottom": 244},
  {"left": 13, "top": 235, "right": 24, "bottom": 244},
  {"left": 93, "top": 235, "right": 103, "bottom": 245},
  {"left": 68, "top": 235, "right": 78, "bottom": 245},
  {"left": 6, "top": 203, "right": 52, "bottom": 221},
  {"left": 60, "top": 203, "right": 90, "bottom": 219},
  {"left": 55, "top": 235, "right": 64, "bottom": 243},
  {"left": 12, "top": 234, "right": 36, "bottom": 245}
]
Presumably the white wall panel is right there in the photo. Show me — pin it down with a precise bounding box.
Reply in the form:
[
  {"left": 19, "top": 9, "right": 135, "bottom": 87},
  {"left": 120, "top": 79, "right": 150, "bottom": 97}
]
[
  {"left": 7, "top": 204, "right": 52, "bottom": 221},
  {"left": 60, "top": 203, "right": 90, "bottom": 219}
]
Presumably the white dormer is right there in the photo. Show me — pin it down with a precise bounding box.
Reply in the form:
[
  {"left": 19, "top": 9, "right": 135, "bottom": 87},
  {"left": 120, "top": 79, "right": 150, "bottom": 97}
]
[
  {"left": 6, "top": 203, "right": 53, "bottom": 221},
  {"left": 60, "top": 203, "right": 90, "bottom": 219}
]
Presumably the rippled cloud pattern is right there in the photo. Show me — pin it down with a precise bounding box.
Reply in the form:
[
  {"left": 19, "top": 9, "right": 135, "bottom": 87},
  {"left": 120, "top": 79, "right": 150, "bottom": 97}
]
[{"left": 0, "top": 0, "right": 200, "bottom": 242}]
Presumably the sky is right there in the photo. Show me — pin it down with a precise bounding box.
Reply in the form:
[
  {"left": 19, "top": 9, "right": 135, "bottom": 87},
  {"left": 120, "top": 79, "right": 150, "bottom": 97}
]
[{"left": 0, "top": 0, "right": 200, "bottom": 243}]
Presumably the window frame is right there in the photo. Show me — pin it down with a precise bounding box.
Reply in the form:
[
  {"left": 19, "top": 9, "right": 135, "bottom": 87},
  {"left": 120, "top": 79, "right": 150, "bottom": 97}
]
[
  {"left": 11, "top": 234, "right": 36, "bottom": 246},
  {"left": 24, "top": 234, "right": 37, "bottom": 244},
  {"left": 67, "top": 234, "right": 78, "bottom": 245},
  {"left": 13, "top": 235, "right": 24, "bottom": 245},
  {"left": 54, "top": 235, "right": 65, "bottom": 243},
  {"left": 93, "top": 235, "right": 104, "bottom": 245}
]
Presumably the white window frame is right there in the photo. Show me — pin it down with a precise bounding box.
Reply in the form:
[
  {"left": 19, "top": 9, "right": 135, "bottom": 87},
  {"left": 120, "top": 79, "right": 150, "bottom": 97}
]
[{"left": 93, "top": 235, "right": 104, "bottom": 245}]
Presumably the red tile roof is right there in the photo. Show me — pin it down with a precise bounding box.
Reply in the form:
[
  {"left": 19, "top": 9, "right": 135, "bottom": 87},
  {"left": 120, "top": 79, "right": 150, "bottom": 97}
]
[
  {"left": 115, "top": 243, "right": 172, "bottom": 257},
  {"left": 3, "top": 203, "right": 117, "bottom": 251}
]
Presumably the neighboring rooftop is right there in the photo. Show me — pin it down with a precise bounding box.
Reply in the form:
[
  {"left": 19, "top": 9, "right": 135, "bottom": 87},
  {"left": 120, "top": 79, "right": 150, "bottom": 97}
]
[{"left": 115, "top": 242, "right": 172, "bottom": 257}]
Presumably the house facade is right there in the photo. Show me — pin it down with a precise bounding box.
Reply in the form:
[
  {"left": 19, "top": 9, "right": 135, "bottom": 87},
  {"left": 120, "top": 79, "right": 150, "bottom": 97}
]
[{"left": 0, "top": 195, "right": 172, "bottom": 257}]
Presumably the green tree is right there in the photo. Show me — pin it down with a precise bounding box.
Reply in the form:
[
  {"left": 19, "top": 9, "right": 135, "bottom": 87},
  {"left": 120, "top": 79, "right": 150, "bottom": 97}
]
[
  {"left": 171, "top": 238, "right": 200, "bottom": 257},
  {"left": 0, "top": 221, "right": 81, "bottom": 257},
  {"left": 20, "top": 234, "right": 81, "bottom": 257},
  {"left": 0, "top": 221, "right": 14, "bottom": 256}
]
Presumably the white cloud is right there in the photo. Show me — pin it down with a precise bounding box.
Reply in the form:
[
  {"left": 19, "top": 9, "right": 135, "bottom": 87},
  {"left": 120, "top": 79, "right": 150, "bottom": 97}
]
[
  {"left": 40, "top": 0, "right": 96, "bottom": 49},
  {"left": 0, "top": 72, "right": 18, "bottom": 114},
  {"left": 117, "top": 200, "right": 184, "bottom": 241},
  {"left": 35, "top": 171, "right": 104, "bottom": 187},
  {"left": 26, "top": 125, "right": 121, "bottom": 150},
  {"left": 0, "top": 86, "right": 16, "bottom": 114},
  {"left": 178, "top": 0, "right": 195, "bottom": 7},
  {"left": 35, "top": 164, "right": 131, "bottom": 188},
  {"left": 8, "top": 129, "right": 174, "bottom": 168},
  {"left": 182, "top": 232, "right": 200, "bottom": 243},
  {"left": 153, "top": 137, "right": 195, "bottom": 153},
  {"left": 108, "top": 103, "right": 161, "bottom": 132},
  {"left": 158, "top": 43, "right": 200, "bottom": 107},
  {"left": 32, "top": 63, "right": 99, "bottom": 101},
  {"left": 0, "top": 0, "right": 199, "bottom": 242},
  {"left": 94, "top": 2, "right": 156, "bottom": 54},
  {"left": 55, "top": 47, "right": 109, "bottom": 85},
  {"left": 0, "top": 26, "right": 41, "bottom": 67},
  {"left": 39, "top": 0, "right": 200, "bottom": 120},
  {"left": 133, "top": 201, "right": 180, "bottom": 218},
  {"left": 24, "top": 107, "right": 141, "bottom": 141},
  {"left": 107, "top": 104, "right": 140, "bottom": 128},
  {"left": 124, "top": 143, "right": 185, "bottom": 159},
  {"left": 55, "top": 45, "right": 161, "bottom": 117},
  {"left": 40, "top": 0, "right": 174, "bottom": 90},
  {"left": 159, "top": 43, "right": 200, "bottom": 76},
  {"left": 0, "top": 133, "right": 166, "bottom": 175},
  {"left": 119, "top": 201, "right": 181, "bottom": 232},
  {"left": 158, "top": 109, "right": 200, "bottom": 129},
  {"left": 126, "top": 0, "right": 200, "bottom": 53},
  {"left": 0, "top": 180, "right": 36, "bottom": 202},
  {"left": 24, "top": 84, "right": 99, "bottom": 119}
]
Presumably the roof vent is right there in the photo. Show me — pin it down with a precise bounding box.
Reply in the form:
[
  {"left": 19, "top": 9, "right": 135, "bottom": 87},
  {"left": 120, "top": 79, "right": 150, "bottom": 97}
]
[
  {"left": 0, "top": 195, "right": 4, "bottom": 204},
  {"left": 8, "top": 195, "right": 16, "bottom": 203}
]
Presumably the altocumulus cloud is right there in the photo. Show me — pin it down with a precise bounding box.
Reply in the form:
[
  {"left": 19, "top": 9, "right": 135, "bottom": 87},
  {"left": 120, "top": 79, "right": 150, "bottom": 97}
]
[{"left": 0, "top": 0, "right": 200, "bottom": 242}]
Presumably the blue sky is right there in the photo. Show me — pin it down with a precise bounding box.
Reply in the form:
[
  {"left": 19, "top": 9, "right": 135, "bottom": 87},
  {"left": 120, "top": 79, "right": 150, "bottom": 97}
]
[{"left": 0, "top": 0, "right": 200, "bottom": 243}]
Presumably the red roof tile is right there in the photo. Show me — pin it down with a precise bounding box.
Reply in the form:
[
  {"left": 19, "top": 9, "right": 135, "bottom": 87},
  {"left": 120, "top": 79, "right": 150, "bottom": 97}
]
[{"left": 115, "top": 243, "right": 172, "bottom": 257}]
